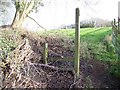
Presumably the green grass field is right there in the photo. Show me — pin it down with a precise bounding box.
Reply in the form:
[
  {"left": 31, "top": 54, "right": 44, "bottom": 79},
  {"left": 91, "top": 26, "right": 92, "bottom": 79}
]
[
  {"left": 40, "top": 27, "right": 116, "bottom": 61},
  {"left": 39, "top": 27, "right": 119, "bottom": 77}
]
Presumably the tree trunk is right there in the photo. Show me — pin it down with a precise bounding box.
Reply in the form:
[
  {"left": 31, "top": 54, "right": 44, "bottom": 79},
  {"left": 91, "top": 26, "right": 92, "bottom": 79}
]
[
  {"left": 11, "top": 1, "right": 34, "bottom": 29},
  {"left": 11, "top": 10, "right": 19, "bottom": 28},
  {"left": 11, "top": 11, "right": 27, "bottom": 28}
]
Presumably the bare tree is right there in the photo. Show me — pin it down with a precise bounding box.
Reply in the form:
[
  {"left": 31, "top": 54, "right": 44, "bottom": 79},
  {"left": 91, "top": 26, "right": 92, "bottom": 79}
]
[{"left": 11, "top": 0, "right": 44, "bottom": 28}]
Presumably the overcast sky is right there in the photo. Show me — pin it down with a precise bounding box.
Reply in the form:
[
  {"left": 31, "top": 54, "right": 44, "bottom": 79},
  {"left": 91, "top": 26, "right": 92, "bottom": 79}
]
[
  {"left": 23, "top": 0, "right": 120, "bottom": 30},
  {"left": 0, "top": 0, "right": 120, "bottom": 30}
]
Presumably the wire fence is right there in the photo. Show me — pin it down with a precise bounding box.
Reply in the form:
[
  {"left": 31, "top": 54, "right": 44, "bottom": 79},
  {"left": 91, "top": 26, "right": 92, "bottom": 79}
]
[{"left": 112, "top": 19, "right": 120, "bottom": 60}]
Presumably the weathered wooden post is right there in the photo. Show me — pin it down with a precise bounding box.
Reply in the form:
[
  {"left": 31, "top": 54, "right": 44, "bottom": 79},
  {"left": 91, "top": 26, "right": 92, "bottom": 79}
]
[
  {"left": 118, "top": 1, "right": 120, "bottom": 60},
  {"left": 113, "top": 19, "right": 116, "bottom": 25},
  {"left": 113, "top": 19, "right": 117, "bottom": 36},
  {"left": 43, "top": 43, "right": 48, "bottom": 64},
  {"left": 118, "top": 1, "right": 120, "bottom": 33},
  {"left": 74, "top": 8, "right": 80, "bottom": 79}
]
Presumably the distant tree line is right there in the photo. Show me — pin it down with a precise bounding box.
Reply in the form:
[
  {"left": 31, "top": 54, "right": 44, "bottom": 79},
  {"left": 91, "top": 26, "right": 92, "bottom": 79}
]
[
  {"left": 59, "top": 18, "right": 112, "bottom": 29},
  {"left": 80, "top": 20, "right": 95, "bottom": 28},
  {"left": 80, "top": 18, "right": 112, "bottom": 28}
]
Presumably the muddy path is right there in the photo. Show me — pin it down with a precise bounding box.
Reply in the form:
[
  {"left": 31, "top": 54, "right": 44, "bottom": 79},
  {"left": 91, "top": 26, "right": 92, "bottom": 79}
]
[
  {"left": 2, "top": 32, "right": 120, "bottom": 88},
  {"left": 26, "top": 35, "right": 120, "bottom": 88}
]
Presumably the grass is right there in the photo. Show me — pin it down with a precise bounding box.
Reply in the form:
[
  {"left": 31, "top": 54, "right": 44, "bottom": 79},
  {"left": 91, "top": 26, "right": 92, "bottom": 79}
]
[
  {"left": 39, "top": 27, "right": 116, "bottom": 61},
  {"left": 0, "top": 27, "right": 119, "bottom": 78},
  {"left": 0, "top": 27, "right": 115, "bottom": 61},
  {"left": 39, "top": 27, "right": 119, "bottom": 78},
  {"left": 0, "top": 28, "right": 25, "bottom": 55}
]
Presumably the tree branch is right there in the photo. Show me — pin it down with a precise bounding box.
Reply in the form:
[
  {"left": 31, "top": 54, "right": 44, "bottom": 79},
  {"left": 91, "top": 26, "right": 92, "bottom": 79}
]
[
  {"left": 26, "top": 14, "right": 47, "bottom": 31},
  {"left": 29, "top": 62, "right": 74, "bottom": 73}
]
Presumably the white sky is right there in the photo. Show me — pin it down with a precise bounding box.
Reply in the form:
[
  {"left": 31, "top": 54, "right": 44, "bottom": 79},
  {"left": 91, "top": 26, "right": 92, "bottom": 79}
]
[
  {"left": 0, "top": 0, "right": 119, "bottom": 30},
  {"left": 23, "top": 0, "right": 119, "bottom": 30},
  {"left": 95, "top": 0, "right": 118, "bottom": 20}
]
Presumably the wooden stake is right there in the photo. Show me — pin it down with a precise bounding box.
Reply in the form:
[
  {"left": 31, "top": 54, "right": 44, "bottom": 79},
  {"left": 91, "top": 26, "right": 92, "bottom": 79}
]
[
  {"left": 118, "top": 18, "right": 120, "bottom": 33},
  {"left": 43, "top": 43, "right": 48, "bottom": 64},
  {"left": 74, "top": 8, "right": 80, "bottom": 79},
  {"left": 118, "top": 1, "right": 120, "bottom": 33},
  {"left": 113, "top": 19, "right": 116, "bottom": 25}
]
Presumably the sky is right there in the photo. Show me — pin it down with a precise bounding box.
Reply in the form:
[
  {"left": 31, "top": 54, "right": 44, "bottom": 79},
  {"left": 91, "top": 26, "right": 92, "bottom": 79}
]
[
  {"left": 0, "top": 0, "right": 120, "bottom": 30},
  {"left": 0, "top": 0, "right": 15, "bottom": 25},
  {"left": 94, "top": 0, "right": 118, "bottom": 20},
  {"left": 23, "top": 0, "right": 120, "bottom": 30}
]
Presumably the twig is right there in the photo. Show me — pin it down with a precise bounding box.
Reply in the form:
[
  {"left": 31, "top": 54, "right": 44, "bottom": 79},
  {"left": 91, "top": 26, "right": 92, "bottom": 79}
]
[
  {"left": 19, "top": 78, "right": 27, "bottom": 87},
  {"left": 29, "top": 62, "right": 74, "bottom": 73},
  {"left": 26, "top": 14, "right": 47, "bottom": 31},
  {"left": 69, "top": 70, "right": 77, "bottom": 89},
  {"left": 16, "top": 73, "right": 22, "bottom": 82},
  {"left": 30, "top": 62, "right": 44, "bottom": 75},
  {"left": 69, "top": 78, "right": 80, "bottom": 89},
  {"left": 21, "top": 75, "right": 42, "bottom": 86},
  {"left": 69, "top": 74, "right": 82, "bottom": 89}
]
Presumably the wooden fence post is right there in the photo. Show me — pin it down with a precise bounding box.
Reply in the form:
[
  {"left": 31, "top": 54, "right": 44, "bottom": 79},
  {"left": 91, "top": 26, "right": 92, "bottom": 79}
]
[
  {"left": 117, "top": 17, "right": 120, "bottom": 34},
  {"left": 113, "top": 19, "right": 117, "bottom": 36},
  {"left": 43, "top": 43, "right": 48, "bottom": 64},
  {"left": 118, "top": 1, "right": 120, "bottom": 32},
  {"left": 113, "top": 19, "right": 116, "bottom": 25},
  {"left": 74, "top": 8, "right": 80, "bottom": 79}
]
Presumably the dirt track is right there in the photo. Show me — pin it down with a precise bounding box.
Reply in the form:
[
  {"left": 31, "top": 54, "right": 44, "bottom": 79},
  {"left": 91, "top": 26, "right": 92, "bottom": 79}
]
[
  {"left": 1, "top": 32, "right": 120, "bottom": 88},
  {"left": 25, "top": 35, "right": 120, "bottom": 88}
]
